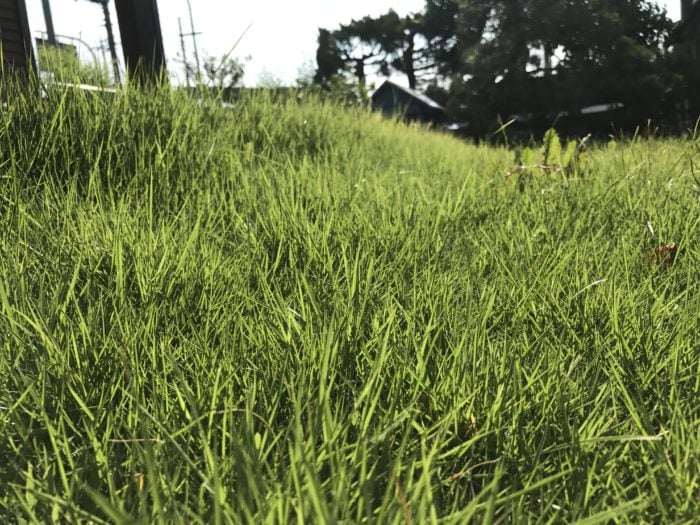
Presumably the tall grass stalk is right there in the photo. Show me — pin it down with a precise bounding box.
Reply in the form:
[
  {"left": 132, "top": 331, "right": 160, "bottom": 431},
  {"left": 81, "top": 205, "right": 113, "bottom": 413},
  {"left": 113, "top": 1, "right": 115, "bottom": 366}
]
[{"left": 0, "top": 80, "right": 698, "bottom": 522}]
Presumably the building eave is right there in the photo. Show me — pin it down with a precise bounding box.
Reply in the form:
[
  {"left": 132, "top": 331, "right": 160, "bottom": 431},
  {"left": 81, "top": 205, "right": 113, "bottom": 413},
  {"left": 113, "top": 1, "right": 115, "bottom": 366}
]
[
  {"left": 372, "top": 80, "right": 445, "bottom": 112},
  {"left": 672, "top": 2, "right": 700, "bottom": 43}
]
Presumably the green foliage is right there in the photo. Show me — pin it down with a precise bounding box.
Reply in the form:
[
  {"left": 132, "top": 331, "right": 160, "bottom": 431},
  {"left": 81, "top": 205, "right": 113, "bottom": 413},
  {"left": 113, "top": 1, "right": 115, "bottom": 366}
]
[
  {"left": 37, "top": 44, "right": 112, "bottom": 86},
  {"left": 321, "top": 74, "right": 370, "bottom": 106},
  {"left": 0, "top": 82, "right": 699, "bottom": 523},
  {"left": 201, "top": 55, "right": 246, "bottom": 90},
  {"left": 446, "top": 0, "right": 678, "bottom": 127},
  {"left": 542, "top": 128, "right": 562, "bottom": 167},
  {"left": 513, "top": 128, "right": 587, "bottom": 181},
  {"left": 314, "top": 0, "right": 681, "bottom": 134},
  {"left": 315, "top": 4, "right": 460, "bottom": 90},
  {"left": 181, "top": 52, "right": 247, "bottom": 90},
  {"left": 561, "top": 138, "right": 578, "bottom": 170},
  {"left": 314, "top": 12, "right": 403, "bottom": 87},
  {"left": 303, "top": 73, "right": 370, "bottom": 107}
]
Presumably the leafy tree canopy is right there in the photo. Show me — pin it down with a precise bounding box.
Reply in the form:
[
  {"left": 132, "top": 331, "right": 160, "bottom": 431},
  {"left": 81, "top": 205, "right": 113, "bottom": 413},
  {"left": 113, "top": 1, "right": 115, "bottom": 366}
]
[
  {"left": 315, "top": 0, "right": 681, "bottom": 131},
  {"left": 452, "top": 0, "right": 675, "bottom": 122},
  {"left": 315, "top": 3, "right": 463, "bottom": 89}
]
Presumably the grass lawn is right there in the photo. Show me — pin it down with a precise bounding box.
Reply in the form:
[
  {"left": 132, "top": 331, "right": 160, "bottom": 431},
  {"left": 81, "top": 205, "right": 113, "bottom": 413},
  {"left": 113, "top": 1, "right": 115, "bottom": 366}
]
[{"left": 1, "top": 83, "right": 699, "bottom": 523}]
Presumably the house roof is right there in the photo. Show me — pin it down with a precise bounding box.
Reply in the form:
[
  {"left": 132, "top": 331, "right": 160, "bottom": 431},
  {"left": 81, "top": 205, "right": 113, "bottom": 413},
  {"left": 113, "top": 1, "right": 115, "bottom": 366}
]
[{"left": 372, "top": 80, "right": 445, "bottom": 111}]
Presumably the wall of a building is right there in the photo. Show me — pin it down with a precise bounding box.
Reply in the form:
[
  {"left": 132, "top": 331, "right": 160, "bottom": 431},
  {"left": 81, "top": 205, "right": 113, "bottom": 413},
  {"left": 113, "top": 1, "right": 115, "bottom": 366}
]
[
  {"left": 372, "top": 85, "right": 444, "bottom": 124},
  {"left": 0, "top": 0, "right": 34, "bottom": 75},
  {"left": 114, "top": 0, "right": 166, "bottom": 81}
]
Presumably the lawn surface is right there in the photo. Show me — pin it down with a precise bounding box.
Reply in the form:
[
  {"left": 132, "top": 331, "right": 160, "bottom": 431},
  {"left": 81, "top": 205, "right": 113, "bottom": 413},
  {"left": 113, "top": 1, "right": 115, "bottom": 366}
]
[{"left": 1, "top": 84, "right": 699, "bottom": 523}]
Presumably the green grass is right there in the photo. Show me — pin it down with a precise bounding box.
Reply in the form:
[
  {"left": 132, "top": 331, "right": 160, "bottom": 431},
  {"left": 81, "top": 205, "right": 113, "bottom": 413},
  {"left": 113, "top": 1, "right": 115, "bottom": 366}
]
[{"left": 0, "top": 81, "right": 699, "bottom": 523}]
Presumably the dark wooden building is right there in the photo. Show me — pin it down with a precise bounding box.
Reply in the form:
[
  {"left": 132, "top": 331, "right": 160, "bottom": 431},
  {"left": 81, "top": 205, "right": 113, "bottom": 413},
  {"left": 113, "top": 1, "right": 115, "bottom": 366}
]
[
  {"left": 675, "top": 0, "right": 700, "bottom": 60},
  {"left": 0, "top": 0, "right": 166, "bottom": 83},
  {"left": 673, "top": 0, "right": 700, "bottom": 120},
  {"left": 371, "top": 80, "right": 445, "bottom": 124},
  {"left": 0, "top": 0, "right": 34, "bottom": 76}
]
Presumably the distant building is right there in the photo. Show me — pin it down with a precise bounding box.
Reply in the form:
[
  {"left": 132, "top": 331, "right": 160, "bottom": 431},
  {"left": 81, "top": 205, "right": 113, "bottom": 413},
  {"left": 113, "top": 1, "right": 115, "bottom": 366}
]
[
  {"left": 0, "top": 0, "right": 34, "bottom": 77},
  {"left": 371, "top": 80, "right": 445, "bottom": 124},
  {"left": 675, "top": 0, "right": 700, "bottom": 60},
  {"left": 673, "top": 0, "right": 700, "bottom": 120}
]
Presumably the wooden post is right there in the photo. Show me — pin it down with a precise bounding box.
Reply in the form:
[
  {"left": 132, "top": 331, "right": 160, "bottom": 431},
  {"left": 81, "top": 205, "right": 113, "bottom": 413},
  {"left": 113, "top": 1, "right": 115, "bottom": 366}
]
[
  {"left": 681, "top": 0, "right": 693, "bottom": 21},
  {"left": 0, "top": 0, "right": 35, "bottom": 77},
  {"left": 40, "top": 0, "right": 57, "bottom": 45},
  {"left": 113, "top": 0, "right": 166, "bottom": 82}
]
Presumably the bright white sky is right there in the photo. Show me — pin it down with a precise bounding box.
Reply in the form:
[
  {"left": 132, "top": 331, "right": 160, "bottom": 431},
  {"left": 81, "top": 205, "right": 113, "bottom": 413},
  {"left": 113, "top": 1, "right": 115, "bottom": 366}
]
[{"left": 25, "top": 0, "right": 681, "bottom": 86}]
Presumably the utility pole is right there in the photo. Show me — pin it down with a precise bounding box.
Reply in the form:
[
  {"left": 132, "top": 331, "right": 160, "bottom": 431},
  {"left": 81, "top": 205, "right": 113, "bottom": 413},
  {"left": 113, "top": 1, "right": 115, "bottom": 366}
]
[
  {"left": 100, "top": 1, "right": 121, "bottom": 85},
  {"left": 98, "top": 40, "right": 109, "bottom": 66},
  {"left": 86, "top": 0, "right": 120, "bottom": 84},
  {"left": 41, "top": 0, "right": 57, "bottom": 45},
  {"left": 186, "top": 0, "right": 202, "bottom": 83},
  {"left": 113, "top": 0, "right": 167, "bottom": 83},
  {"left": 178, "top": 18, "right": 193, "bottom": 88}
]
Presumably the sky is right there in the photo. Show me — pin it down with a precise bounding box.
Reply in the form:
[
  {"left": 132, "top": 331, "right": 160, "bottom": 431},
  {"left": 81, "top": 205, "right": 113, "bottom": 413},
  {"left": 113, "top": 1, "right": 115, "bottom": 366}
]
[{"left": 25, "top": 0, "right": 681, "bottom": 87}]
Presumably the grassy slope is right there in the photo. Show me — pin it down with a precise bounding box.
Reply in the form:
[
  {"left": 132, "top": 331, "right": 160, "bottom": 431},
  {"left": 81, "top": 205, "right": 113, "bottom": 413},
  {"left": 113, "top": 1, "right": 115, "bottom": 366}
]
[{"left": 0, "top": 84, "right": 699, "bottom": 523}]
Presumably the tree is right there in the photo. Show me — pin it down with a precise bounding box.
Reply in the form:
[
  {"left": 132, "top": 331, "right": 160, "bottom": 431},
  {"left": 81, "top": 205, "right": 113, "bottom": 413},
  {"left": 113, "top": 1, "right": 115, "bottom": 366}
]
[
  {"left": 200, "top": 55, "right": 246, "bottom": 90},
  {"left": 314, "top": 28, "right": 347, "bottom": 85},
  {"left": 448, "top": 0, "right": 677, "bottom": 128},
  {"left": 257, "top": 69, "right": 284, "bottom": 88},
  {"left": 313, "top": 0, "right": 678, "bottom": 133},
  {"left": 419, "top": 0, "right": 465, "bottom": 76},
  {"left": 315, "top": 7, "right": 462, "bottom": 90},
  {"left": 384, "top": 9, "right": 454, "bottom": 90},
  {"left": 555, "top": 0, "right": 676, "bottom": 113},
  {"left": 184, "top": 54, "right": 246, "bottom": 90},
  {"left": 314, "top": 13, "right": 403, "bottom": 87}
]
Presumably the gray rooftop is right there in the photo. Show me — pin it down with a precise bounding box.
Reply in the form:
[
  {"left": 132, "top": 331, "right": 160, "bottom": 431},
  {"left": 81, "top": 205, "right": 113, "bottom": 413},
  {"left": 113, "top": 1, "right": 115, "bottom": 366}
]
[{"left": 373, "top": 80, "right": 445, "bottom": 111}]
